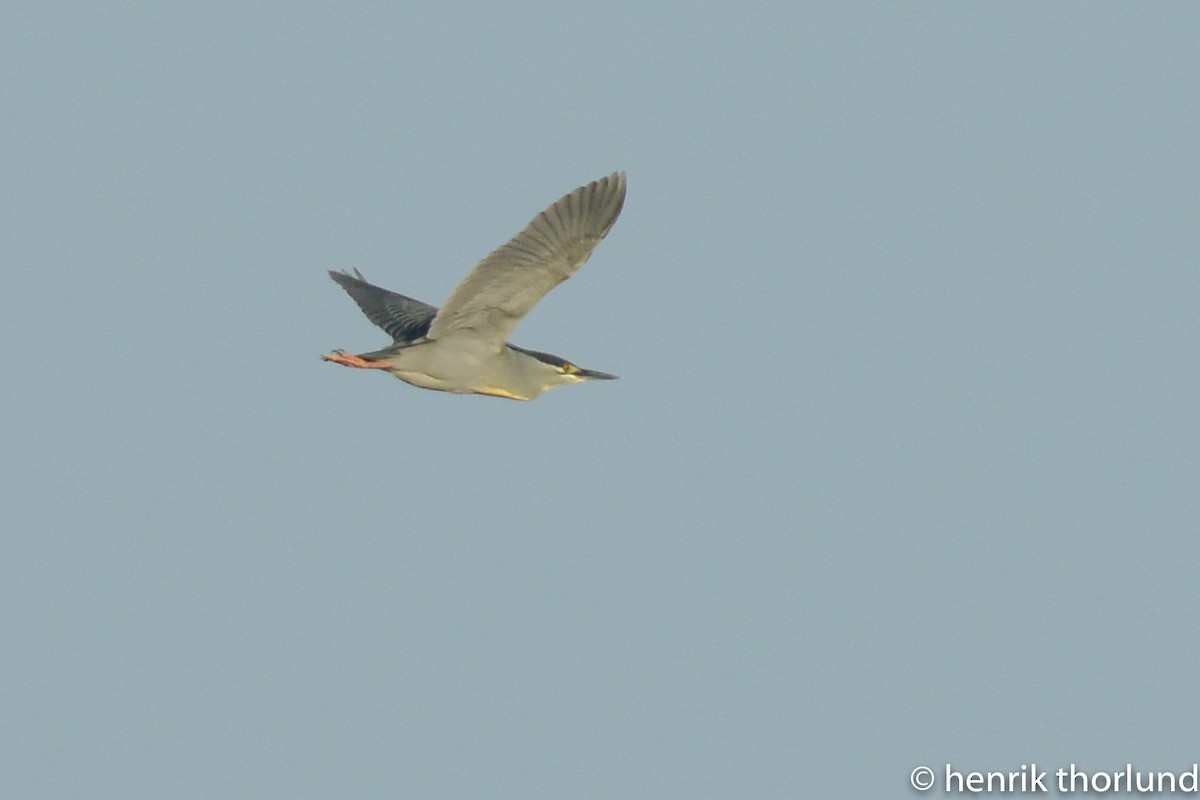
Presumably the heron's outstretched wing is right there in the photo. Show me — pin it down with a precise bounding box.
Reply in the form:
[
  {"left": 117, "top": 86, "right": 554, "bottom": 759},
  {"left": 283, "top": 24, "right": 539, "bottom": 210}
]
[
  {"left": 426, "top": 172, "right": 626, "bottom": 345},
  {"left": 328, "top": 269, "right": 437, "bottom": 344}
]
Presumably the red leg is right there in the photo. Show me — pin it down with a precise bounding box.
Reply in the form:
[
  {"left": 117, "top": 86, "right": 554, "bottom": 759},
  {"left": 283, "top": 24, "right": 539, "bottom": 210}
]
[{"left": 321, "top": 349, "right": 395, "bottom": 370}]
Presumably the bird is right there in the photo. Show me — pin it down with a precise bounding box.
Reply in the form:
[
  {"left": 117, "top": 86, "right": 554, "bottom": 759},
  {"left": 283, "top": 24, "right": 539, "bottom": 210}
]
[{"left": 322, "top": 172, "right": 626, "bottom": 400}]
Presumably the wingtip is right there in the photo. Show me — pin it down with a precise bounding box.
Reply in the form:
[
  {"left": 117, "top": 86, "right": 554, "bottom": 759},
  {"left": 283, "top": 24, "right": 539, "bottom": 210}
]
[
  {"left": 601, "top": 171, "right": 627, "bottom": 193},
  {"left": 328, "top": 268, "right": 368, "bottom": 286}
]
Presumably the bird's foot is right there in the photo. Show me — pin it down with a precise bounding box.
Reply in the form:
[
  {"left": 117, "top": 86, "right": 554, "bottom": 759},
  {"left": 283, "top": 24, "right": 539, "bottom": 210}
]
[{"left": 321, "top": 349, "right": 393, "bottom": 369}]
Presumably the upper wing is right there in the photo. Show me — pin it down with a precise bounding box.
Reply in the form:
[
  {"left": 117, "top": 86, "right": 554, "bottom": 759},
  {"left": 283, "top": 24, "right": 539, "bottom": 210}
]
[
  {"left": 426, "top": 172, "right": 626, "bottom": 345},
  {"left": 328, "top": 269, "right": 438, "bottom": 344}
]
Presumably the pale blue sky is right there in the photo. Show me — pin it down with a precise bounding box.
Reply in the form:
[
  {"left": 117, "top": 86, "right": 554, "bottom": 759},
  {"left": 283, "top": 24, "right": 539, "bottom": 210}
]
[{"left": 3, "top": 3, "right": 1198, "bottom": 798}]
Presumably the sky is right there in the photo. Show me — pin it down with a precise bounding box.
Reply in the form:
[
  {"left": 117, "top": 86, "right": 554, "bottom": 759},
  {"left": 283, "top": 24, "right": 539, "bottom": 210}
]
[{"left": 3, "top": 3, "right": 1198, "bottom": 798}]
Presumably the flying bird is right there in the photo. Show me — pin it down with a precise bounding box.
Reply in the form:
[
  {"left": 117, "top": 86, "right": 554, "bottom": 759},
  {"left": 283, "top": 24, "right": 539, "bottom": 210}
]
[{"left": 323, "top": 172, "right": 626, "bottom": 400}]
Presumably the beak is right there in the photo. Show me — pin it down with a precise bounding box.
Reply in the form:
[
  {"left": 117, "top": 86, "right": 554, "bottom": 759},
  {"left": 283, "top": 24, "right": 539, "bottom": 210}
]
[{"left": 578, "top": 367, "right": 618, "bottom": 381}]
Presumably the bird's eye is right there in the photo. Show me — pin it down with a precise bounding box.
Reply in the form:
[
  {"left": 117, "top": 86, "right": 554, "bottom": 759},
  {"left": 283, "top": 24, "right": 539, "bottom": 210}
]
[{"left": 562, "top": 363, "right": 579, "bottom": 375}]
